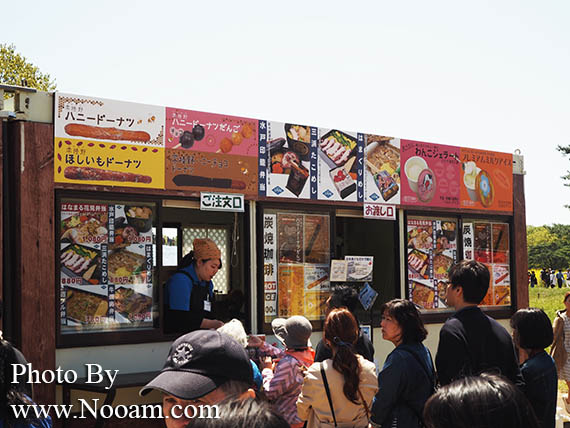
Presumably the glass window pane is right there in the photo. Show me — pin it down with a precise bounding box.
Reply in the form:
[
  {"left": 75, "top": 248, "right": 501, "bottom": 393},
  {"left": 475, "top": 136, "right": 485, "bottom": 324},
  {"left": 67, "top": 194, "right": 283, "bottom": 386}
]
[{"left": 162, "top": 228, "right": 178, "bottom": 267}]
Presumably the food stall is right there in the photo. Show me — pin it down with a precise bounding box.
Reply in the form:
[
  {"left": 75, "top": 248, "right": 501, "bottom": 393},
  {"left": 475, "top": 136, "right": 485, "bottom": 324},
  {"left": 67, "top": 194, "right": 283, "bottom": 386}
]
[{"left": 0, "top": 88, "right": 527, "bottom": 419}]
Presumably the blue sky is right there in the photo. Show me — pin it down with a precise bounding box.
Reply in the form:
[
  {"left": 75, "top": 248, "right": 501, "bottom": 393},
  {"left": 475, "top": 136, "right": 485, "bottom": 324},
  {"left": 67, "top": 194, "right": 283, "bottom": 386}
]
[{"left": 4, "top": 0, "right": 569, "bottom": 225}]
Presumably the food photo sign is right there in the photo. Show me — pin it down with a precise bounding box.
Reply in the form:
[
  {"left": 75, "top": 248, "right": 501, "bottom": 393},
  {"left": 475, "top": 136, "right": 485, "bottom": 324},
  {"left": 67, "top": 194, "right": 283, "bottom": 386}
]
[
  {"left": 364, "top": 135, "right": 401, "bottom": 204},
  {"left": 407, "top": 217, "right": 458, "bottom": 310},
  {"left": 59, "top": 201, "right": 155, "bottom": 333},
  {"left": 54, "top": 93, "right": 165, "bottom": 188},
  {"left": 401, "top": 140, "right": 461, "bottom": 209},
  {"left": 259, "top": 121, "right": 317, "bottom": 199},
  {"left": 459, "top": 148, "right": 513, "bottom": 212},
  {"left": 164, "top": 108, "right": 258, "bottom": 197},
  {"left": 317, "top": 128, "right": 364, "bottom": 202}
]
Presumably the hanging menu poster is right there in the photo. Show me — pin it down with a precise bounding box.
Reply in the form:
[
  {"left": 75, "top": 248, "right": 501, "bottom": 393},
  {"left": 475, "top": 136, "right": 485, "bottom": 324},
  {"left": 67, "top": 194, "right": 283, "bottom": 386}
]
[
  {"left": 60, "top": 202, "right": 154, "bottom": 332},
  {"left": 165, "top": 108, "right": 258, "bottom": 197},
  {"left": 463, "top": 222, "right": 511, "bottom": 306},
  {"left": 364, "top": 135, "right": 401, "bottom": 204},
  {"left": 407, "top": 218, "right": 457, "bottom": 310},
  {"left": 401, "top": 140, "right": 460, "bottom": 209}
]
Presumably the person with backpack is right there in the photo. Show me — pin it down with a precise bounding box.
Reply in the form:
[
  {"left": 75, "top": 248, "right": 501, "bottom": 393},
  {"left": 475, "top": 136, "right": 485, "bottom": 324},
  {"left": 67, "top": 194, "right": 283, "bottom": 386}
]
[
  {"left": 369, "top": 299, "right": 436, "bottom": 428},
  {"left": 261, "top": 315, "right": 315, "bottom": 427},
  {"left": 164, "top": 238, "right": 224, "bottom": 334}
]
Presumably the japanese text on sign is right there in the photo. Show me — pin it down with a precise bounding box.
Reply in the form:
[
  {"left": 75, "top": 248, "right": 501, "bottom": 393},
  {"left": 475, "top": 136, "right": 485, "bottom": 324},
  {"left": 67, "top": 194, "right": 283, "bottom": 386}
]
[{"left": 200, "top": 192, "right": 244, "bottom": 212}]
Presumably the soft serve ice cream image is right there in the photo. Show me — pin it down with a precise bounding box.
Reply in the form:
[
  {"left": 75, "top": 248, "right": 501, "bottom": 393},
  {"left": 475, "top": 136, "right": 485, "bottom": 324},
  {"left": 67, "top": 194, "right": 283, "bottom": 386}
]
[
  {"left": 463, "top": 161, "right": 480, "bottom": 201},
  {"left": 463, "top": 161, "right": 494, "bottom": 207}
]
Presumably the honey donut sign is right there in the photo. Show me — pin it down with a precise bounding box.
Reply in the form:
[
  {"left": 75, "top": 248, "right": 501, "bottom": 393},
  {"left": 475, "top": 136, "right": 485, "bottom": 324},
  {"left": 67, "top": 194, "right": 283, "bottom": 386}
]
[{"left": 54, "top": 92, "right": 165, "bottom": 189}]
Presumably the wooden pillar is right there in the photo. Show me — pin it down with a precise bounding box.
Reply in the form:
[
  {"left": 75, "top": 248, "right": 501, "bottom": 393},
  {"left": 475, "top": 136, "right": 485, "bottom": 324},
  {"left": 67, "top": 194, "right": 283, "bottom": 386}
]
[
  {"left": 11, "top": 121, "right": 56, "bottom": 405},
  {"left": 513, "top": 173, "right": 528, "bottom": 309}
]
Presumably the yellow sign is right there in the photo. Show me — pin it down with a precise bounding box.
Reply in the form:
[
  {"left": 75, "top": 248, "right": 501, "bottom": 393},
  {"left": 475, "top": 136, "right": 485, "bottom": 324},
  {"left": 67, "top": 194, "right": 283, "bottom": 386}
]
[{"left": 54, "top": 138, "right": 165, "bottom": 189}]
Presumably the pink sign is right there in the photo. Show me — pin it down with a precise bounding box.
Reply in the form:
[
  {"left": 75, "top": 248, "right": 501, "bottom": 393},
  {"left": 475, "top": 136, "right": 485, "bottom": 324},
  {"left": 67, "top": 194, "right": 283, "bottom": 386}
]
[
  {"left": 165, "top": 107, "right": 258, "bottom": 157},
  {"left": 400, "top": 140, "right": 460, "bottom": 208}
]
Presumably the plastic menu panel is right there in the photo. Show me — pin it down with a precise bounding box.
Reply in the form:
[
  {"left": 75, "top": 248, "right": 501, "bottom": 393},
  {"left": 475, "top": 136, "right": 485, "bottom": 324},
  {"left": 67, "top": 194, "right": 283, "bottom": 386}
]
[
  {"left": 59, "top": 200, "right": 155, "bottom": 333},
  {"left": 407, "top": 217, "right": 457, "bottom": 310}
]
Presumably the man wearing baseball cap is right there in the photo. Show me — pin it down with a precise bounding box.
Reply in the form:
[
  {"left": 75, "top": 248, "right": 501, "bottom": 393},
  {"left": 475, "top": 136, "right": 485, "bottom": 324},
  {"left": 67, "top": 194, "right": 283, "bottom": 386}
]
[{"left": 140, "top": 330, "right": 255, "bottom": 428}]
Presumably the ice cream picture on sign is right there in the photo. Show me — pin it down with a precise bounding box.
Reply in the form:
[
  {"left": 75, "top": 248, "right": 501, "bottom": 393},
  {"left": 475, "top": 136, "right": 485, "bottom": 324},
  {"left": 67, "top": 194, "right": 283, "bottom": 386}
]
[{"left": 463, "top": 161, "right": 494, "bottom": 207}]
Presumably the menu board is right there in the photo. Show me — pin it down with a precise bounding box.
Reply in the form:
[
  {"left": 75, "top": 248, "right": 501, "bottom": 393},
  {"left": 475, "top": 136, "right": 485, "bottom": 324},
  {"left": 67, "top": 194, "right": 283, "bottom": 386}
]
[
  {"left": 460, "top": 148, "right": 513, "bottom": 211},
  {"left": 259, "top": 121, "right": 316, "bottom": 199},
  {"left": 364, "top": 135, "right": 401, "bottom": 204},
  {"left": 401, "top": 140, "right": 461, "bottom": 209},
  {"left": 164, "top": 108, "right": 258, "bottom": 197},
  {"left": 407, "top": 217, "right": 458, "bottom": 310},
  {"left": 54, "top": 93, "right": 165, "bottom": 189},
  {"left": 317, "top": 129, "right": 364, "bottom": 202},
  {"left": 59, "top": 201, "right": 155, "bottom": 333},
  {"left": 463, "top": 222, "right": 511, "bottom": 306},
  {"left": 263, "top": 212, "right": 331, "bottom": 321}
]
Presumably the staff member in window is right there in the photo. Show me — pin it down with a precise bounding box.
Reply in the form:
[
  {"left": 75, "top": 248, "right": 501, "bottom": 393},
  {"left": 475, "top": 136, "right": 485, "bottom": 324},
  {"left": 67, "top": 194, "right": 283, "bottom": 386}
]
[{"left": 164, "top": 238, "right": 224, "bottom": 333}]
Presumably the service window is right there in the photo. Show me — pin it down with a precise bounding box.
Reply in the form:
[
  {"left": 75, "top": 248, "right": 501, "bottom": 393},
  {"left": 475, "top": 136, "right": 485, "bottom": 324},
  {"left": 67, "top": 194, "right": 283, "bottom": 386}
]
[
  {"left": 59, "top": 198, "right": 157, "bottom": 334},
  {"left": 262, "top": 210, "right": 331, "bottom": 324}
]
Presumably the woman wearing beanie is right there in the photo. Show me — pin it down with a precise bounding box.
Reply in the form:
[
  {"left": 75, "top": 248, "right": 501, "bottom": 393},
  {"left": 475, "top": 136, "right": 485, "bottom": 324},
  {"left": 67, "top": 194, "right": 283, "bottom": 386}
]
[{"left": 164, "top": 238, "right": 224, "bottom": 333}]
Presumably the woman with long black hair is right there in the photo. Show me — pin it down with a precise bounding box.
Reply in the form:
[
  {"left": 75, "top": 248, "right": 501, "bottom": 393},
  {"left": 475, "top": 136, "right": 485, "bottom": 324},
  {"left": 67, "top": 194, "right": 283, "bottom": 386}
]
[
  {"left": 0, "top": 340, "right": 52, "bottom": 428},
  {"left": 296, "top": 308, "right": 377, "bottom": 427}
]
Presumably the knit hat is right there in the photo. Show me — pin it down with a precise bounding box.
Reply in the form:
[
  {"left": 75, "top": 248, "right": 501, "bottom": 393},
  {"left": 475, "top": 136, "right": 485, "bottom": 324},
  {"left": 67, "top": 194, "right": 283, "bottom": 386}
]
[
  {"left": 193, "top": 238, "right": 221, "bottom": 261},
  {"left": 271, "top": 315, "right": 312, "bottom": 349},
  {"left": 140, "top": 330, "right": 253, "bottom": 399}
]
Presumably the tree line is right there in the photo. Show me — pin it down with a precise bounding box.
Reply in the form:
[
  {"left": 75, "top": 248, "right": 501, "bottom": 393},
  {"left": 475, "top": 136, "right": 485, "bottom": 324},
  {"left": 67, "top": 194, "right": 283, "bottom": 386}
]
[{"left": 527, "top": 224, "right": 570, "bottom": 270}]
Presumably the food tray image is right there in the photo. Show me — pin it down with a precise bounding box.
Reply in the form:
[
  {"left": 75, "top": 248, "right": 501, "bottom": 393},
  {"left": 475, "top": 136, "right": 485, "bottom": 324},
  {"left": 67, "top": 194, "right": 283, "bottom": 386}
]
[
  {"left": 108, "top": 248, "right": 147, "bottom": 282},
  {"left": 61, "top": 212, "right": 108, "bottom": 244},
  {"left": 407, "top": 226, "right": 433, "bottom": 250},
  {"left": 365, "top": 139, "right": 400, "bottom": 175},
  {"left": 284, "top": 124, "right": 312, "bottom": 161},
  {"left": 407, "top": 249, "right": 429, "bottom": 278},
  {"left": 411, "top": 281, "right": 435, "bottom": 309},
  {"left": 494, "top": 286, "right": 511, "bottom": 306},
  {"left": 60, "top": 243, "right": 101, "bottom": 284},
  {"left": 65, "top": 288, "right": 108, "bottom": 324},
  {"left": 318, "top": 130, "right": 357, "bottom": 170},
  {"left": 433, "top": 253, "right": 454, "bottom": 280},
  {"left": 114, "top": 287, "right": 152, "bottom": 320},
  {"left": 436, "top": 281, "right": 448, "bottom": 307}
]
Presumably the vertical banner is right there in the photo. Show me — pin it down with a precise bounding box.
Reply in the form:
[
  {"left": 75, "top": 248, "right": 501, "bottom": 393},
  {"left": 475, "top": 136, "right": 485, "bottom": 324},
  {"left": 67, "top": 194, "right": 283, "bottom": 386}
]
[
  {"left": 263, "top": 214, "right": 277, "bottom": 323},
  {"left": 309, "top": 127, "right": 319, "bottom": 199},
  {"left": 258, "top": 120, "right": 268, "bottom": 197},
  {"left": 356, "top": 133, "right": 365, "bottom": 202}
]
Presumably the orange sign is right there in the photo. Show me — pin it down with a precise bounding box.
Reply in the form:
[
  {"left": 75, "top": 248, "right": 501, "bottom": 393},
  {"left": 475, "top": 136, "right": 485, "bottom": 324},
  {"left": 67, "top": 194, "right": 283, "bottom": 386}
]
[{"left": 459, "top": 148, "right": 512, "bottom": 212}]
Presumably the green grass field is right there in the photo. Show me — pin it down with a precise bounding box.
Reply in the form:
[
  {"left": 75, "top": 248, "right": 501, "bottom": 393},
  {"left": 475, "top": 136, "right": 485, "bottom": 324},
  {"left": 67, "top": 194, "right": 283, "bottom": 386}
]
[{"left": 528, "top": 282, "right": 569, "bottom": 394}]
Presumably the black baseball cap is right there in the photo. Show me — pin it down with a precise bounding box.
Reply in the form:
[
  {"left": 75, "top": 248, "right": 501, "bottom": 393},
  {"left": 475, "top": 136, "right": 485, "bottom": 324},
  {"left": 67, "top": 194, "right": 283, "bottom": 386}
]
[{"left": 140, "top": 330, "right": 253, "bottom": 399}]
